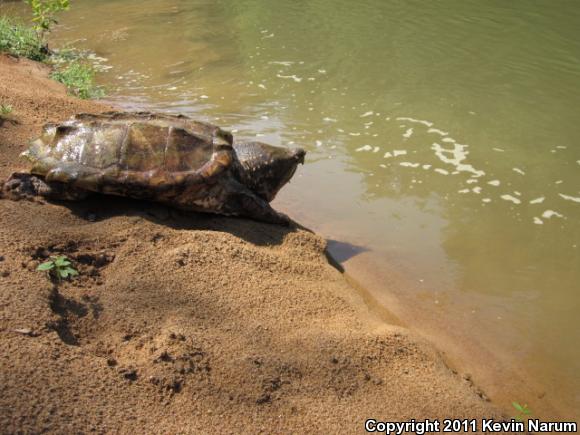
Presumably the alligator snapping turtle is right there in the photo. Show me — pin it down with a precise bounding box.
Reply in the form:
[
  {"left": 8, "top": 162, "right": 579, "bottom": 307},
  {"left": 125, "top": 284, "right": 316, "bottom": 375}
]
[{"left": 2, "top": 111, "right": 305, "bottom": 225}]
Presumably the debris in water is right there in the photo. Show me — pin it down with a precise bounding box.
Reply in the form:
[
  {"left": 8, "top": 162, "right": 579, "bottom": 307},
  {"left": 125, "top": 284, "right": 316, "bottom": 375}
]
[
  {"left": 559, "top": 193, "right": 580, "bottom": 203},
  {"left": 512, "top": 167, "right": 526, "bottom": 175},
  {"left": 276, "top": 74, "right": 302, "bottom": 82},
  {"left": 268, "top": 61, "right": 294, "bottom": 66},
  {"left": 542, "top": 210, "right": 563, "bottom": 219},
  {"left": 428, "top": 128, "right": 449, "bottom": 136},
  {"left": 384, "top": 150, "right": 407, "bottom": 158},
  {"left": 501, "top": 194, "right": 521, "bottom": 204},
  {"left": 431, "top": 142, "right": 485, "bottom": 177},
  {"left": 395, "top": 117, "right": 433, "bottom": 127},
  {"left": 529, "top": 197, "right": 545, "bottom": 204}
]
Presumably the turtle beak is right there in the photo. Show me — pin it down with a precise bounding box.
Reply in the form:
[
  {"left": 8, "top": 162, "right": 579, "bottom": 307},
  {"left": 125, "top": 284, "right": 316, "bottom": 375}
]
[
  {"left": 292, "top": 148, "right": 306, "bottom": 165},
  {"left": 233, "top": 141, "right": 305, "bottom": 202}
]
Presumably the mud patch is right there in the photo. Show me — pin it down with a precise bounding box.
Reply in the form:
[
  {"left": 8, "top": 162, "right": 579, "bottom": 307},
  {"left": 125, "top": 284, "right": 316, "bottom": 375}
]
[
  {"left": 106, "top": 331, "right": 212, "bottom": 398},
  {"left": 244, "top": 356, "right": 303, "bottom": 406}
]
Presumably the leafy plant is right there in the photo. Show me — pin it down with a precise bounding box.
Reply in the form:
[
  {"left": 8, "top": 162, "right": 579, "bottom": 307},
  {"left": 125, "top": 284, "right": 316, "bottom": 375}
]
[
  {"left": 512, "top": 401, "right": 532, "bottom": 421},
  {"left": 37, "top": 255, "right": 79, "bottom": 280},
  {"left": 0, "top": 16, "right": 47, "bottom": 61},
  {"left": 50, "top": 60, "right": 104, "bottom": 99},
  {"left": 23, "top": 0, "right": 70, "bottom": 43},
  {"left": 1, "top": 104, "right": 13, "bottom": 115},
  {"left": 1, "top": 9, "right": 105, "bottom": 100}
]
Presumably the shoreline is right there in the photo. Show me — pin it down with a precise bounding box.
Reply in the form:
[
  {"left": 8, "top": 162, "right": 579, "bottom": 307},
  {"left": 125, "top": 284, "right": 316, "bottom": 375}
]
[
  {"left": 336, "top": 254, "right": 572, "bottom": 420},
  {"left": 1, "top": 53, "right": 507, "bottom": 432},
  {"left": 275, "top": 194, "right": 577, "bottom": 421}
]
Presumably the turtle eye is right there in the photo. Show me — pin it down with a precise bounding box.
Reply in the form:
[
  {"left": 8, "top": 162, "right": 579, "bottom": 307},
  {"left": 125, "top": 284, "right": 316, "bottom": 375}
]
[{"left": 219, "top": 130, "right": 233, "bottom": 145}]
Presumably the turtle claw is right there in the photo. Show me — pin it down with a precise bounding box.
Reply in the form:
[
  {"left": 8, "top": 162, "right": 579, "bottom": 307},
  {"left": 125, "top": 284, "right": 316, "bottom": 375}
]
[
  {"left": 236, "top": 190, "right": 291, "bottom": 226},
  {"left": 1, "top": 173, "right": 45, "bottom": 200},
  {"left": 1, "top": 172, "right": 89, "bottom": 201}
]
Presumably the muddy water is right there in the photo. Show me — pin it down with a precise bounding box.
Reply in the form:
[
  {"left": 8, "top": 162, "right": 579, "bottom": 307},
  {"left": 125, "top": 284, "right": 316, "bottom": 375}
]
[{"left": 3, "top": 0, "right": 579, "bottom": 417}]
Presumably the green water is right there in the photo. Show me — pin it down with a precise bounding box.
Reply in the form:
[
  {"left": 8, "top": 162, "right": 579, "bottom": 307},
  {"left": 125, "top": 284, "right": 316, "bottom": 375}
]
[{"left": 3, "top": 0, "right": 579, "bottom": 414}]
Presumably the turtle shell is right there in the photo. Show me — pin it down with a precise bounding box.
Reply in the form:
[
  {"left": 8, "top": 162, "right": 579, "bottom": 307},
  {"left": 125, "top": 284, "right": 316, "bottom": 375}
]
[{"left": 23, "top": 112, "right": 234, "bottom": 195}]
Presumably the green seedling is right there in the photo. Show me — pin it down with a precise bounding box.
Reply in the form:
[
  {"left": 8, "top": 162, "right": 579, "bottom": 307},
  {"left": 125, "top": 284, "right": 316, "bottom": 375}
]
[
  {"left": 1, "top": 105, "right": 13, "bottom": 115},
  {"left": 37, "top": 255, "right": 78, "bottom": 280},
  {"left": 50, "top": 60, "right": 104, "bottom": 99},
  {"left": 24, "top": 0, "right": 70, "bottom": 43},
  {"left": 512, "top": 401, "right": 532, "bottom": 422}
]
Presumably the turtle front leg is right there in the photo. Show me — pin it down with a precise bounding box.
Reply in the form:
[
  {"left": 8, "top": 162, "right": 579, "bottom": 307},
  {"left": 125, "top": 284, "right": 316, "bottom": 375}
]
[
  {"left": 231, "top": 189, "right": 291, "bottom": 226},
  {"left": 1, "top": 172, "right": 90, "bottom": 201}
]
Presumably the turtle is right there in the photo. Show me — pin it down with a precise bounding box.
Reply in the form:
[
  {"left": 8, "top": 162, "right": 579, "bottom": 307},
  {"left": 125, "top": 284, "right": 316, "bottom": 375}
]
[{"left": 1, "top": 111, "right": 306, "bottom": 225}]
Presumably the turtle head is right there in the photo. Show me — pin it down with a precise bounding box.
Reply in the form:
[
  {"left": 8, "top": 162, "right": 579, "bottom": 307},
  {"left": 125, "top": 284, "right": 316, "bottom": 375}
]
[{"left": 233, "top": 141, "right": 305, "bottom": 202}]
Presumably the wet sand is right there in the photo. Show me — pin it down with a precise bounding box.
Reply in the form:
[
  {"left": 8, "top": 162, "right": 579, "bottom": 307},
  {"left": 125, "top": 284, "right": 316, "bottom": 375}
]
[{"left": 0, "top": 54, "right": 506, "bottom": 433}]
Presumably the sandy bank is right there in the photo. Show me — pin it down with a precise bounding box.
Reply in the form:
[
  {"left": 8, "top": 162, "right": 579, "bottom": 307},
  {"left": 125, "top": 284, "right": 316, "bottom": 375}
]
[{"left": 0, "top": 54, "right": 505, "bottom": 433}]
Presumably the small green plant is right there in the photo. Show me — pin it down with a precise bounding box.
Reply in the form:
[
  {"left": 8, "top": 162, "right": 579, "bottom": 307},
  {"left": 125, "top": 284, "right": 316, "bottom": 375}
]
[
  {"left": 1, "top": 104, "right": 13, "bottom": 115},
  {"left": 0, "top": 16, "right": 47, "bottom": 61},
  {"left": 1, "top": 11, "right": 105, "bottom": 100},
  {"left": 50, "top": 60, "right": 104, "bottom": 99},
  {"left": 512, "top": 401, "right": 532, "bottom": 421},
  {"left": 37, "top": 255, "right": 78, "bottom": 280},
  {"left": 24, "top": 0, "right": 70, "bottom": 43}
]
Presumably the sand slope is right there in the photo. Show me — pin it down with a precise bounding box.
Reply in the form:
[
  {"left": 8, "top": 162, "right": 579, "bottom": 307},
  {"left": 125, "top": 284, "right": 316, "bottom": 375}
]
[{"left": 0, "top": 54, "right": 504, "bottom": 433}]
